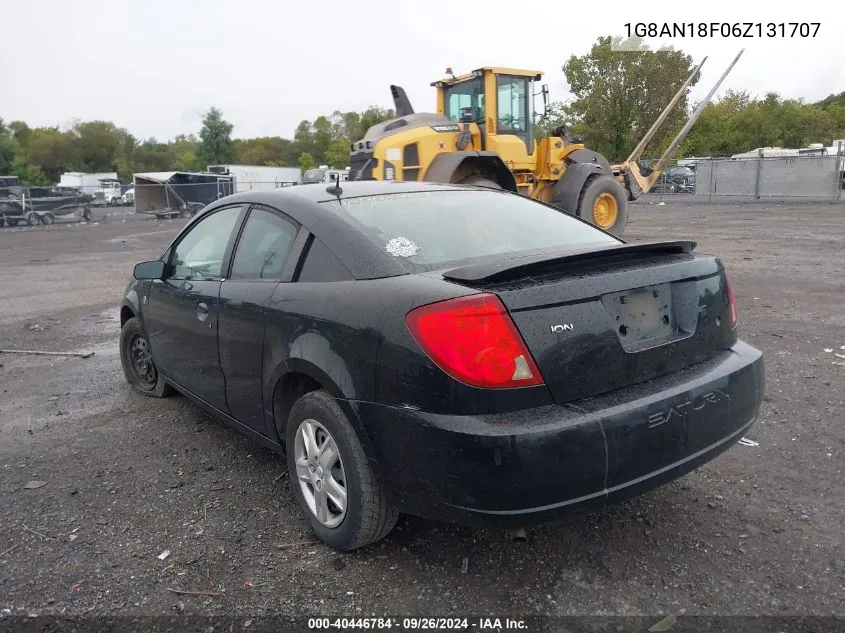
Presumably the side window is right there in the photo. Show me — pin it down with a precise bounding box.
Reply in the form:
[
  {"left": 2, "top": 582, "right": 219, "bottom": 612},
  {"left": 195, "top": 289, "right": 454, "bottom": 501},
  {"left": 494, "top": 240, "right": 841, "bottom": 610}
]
[
  {"left": 496, "top": 75, "right": 528, "bottom": 132},
  {"left": 444, "top": 78, "right": 484, "bottom": 122},
  {"left": 168, "top": 206, "right": 243, "bottom": 279},
  {"left": 230, "top": 207, "right": 298, "bottom": 281},
  {"left": 297, "top": 237, "right": 353, "bottom": 282}
]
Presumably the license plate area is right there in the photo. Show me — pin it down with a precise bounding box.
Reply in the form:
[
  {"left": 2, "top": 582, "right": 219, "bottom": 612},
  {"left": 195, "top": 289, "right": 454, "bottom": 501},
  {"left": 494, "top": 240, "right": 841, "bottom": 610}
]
[{"left": 602, "top": 283, "right": 675, "bottom": 350}]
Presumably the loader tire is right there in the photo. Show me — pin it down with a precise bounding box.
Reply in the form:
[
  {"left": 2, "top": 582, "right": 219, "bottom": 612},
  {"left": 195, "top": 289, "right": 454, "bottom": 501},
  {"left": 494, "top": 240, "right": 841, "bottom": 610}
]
[
  {"left": 577, "top": 175, "right": 628, "bottom": 237},
  {"left": 458, "top": 175, "right": 503, "bottom": 190}
]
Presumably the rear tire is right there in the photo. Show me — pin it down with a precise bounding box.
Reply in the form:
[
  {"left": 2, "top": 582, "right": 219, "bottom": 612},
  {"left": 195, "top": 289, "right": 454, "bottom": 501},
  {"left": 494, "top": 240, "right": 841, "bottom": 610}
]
[
  {"left": 120, "top": 317, "right": 173, "bottom": 398},
  {"left": 285, "top": 390, "right": 398, "bottom": 551},
  {"left": 24, "top": 211, "right": 38, "bottom": 226},
  {"left": 40, "top": 212, "right": 55, "bottom": 225},
  {"left": 81, "top": 207, "right": 92, "bottom": 222},
  {"left": 577, "top": 174, "right": 628, "bottom": 237}
]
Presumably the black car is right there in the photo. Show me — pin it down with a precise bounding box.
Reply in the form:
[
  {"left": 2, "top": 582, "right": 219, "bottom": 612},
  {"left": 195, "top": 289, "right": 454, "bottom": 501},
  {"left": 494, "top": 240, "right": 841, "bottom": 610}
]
[
  {"left": 652, "top": 166, "right": 696, "bottom": 194},
  {"left": 120, "top": 181, "right": 765, "bottom": 550}
]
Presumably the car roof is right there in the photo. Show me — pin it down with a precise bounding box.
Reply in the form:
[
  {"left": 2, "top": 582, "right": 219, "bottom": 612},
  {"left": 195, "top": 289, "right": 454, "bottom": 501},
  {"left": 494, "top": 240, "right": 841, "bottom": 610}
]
[{"left": 195, "top": 180, "right": 475, "bottom": 280}]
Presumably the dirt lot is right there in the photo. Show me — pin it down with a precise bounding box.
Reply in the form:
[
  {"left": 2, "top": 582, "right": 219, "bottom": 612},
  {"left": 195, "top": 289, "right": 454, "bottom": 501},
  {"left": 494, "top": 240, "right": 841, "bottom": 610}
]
[{"left": 0, "top": 201, "right": 843, "bottom": 628}]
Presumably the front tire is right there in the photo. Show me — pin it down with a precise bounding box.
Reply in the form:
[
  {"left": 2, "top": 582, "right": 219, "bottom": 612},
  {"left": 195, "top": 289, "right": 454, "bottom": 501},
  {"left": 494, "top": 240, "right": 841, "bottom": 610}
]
[
  {"left": 285, "top": 390, "right": 398, "bottom": 551},
  {"left": 120, "top": 316, "right": 172, "bottom": 397},
  {"left": 576, "top": 174, "right": 628, "bottom": 237}
]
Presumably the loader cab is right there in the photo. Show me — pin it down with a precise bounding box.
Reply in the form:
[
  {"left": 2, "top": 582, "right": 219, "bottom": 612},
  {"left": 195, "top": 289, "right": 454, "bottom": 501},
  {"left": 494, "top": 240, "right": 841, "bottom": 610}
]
[{"left": 433, "top": 67, "right": 541, "bottom": 170}]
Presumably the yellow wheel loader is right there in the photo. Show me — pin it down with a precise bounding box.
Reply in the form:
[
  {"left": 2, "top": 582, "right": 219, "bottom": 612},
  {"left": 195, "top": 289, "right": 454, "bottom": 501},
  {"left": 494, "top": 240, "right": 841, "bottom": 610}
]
[{"left": 348, "top": 51, "right": 743, "bottom": 237}]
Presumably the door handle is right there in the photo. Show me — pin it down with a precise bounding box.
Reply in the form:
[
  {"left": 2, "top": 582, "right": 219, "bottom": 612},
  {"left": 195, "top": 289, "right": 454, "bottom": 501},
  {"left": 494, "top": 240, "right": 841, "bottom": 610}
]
[{"left": 196, "top": 302, "right": 209, "bottom": 322}]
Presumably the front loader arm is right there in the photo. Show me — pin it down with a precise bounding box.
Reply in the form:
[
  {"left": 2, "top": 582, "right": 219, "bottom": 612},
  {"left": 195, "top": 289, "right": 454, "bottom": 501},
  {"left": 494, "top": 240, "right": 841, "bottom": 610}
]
[{"left": 615, "top": 49, "right": 744, "bottom": 196}]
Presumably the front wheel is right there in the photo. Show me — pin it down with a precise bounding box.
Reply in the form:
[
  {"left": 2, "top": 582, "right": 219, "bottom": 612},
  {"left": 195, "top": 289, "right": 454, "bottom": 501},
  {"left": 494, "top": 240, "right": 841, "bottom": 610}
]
[
  {"left": 119, "top": 317, "right": 173, "bottom": 397},
  {"left": 577, "top": 174, "right": 629, "bottom": 237},
  {"left": 285, "top": 390, "right": 398, "bottom": 551}
]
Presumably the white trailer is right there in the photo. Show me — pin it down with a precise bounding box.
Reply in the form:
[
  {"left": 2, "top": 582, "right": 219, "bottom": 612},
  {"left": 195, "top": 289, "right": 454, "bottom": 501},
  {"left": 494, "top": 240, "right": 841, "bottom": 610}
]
[
  {"left": 58, "top": 172, "right": 118, "bottom": 195},
  {"left": 206, "top": 165, "right": 301, "bottom": 192}
]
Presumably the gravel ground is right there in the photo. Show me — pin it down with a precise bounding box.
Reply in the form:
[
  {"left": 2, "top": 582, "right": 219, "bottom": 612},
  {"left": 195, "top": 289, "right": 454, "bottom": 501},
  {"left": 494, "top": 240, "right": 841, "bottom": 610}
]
[{"left": 0, "top": 201, "right": 843, "bottom": 630}]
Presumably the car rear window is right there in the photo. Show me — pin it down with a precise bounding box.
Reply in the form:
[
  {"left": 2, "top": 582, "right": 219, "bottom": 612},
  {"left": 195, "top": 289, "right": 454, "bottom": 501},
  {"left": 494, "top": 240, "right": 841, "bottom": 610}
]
[{"left": 322, "top": 190, "right": 620, "bottom": 273}]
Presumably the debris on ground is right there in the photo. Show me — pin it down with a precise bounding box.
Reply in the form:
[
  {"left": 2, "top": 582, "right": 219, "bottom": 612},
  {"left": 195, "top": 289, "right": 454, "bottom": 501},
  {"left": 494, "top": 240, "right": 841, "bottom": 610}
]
[
  {"left": 508, "top": 528, "right": 527, "bottom": 542},
  {"left": 166, "top": 588, "right": 219, "bottom": 597},
  {"left": 23, "top": 481, "right": 47, "bottom": 489},
  {"left": 0, "top": 349, "right": 95, "bottom": 358},
  {"left": 461, "top": 557, "right": 468, "bottom": 574},
  {"left": 157, "top": 550, "right": 171, "bottom": 561},
  {"left": 275, "top": 540, "right": 318, "bottom": 550},
  {"left": 648, "top": 608, "right": 686, "bottom": 631},
  {"left": 22, "top": 525, "right": 53, "bottom": 540},
  {"left": 738, "top": 437, "right": 759, "bottom": 447},
  {"left": 0, "top": 544, "right": 20, "bottom": 557}
]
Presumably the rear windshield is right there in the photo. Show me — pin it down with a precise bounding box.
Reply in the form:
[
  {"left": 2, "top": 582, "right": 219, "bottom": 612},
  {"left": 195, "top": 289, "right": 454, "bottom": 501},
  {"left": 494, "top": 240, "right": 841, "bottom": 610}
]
[{"left": 322, "top": 189, "right": 620, "bottom": 273}]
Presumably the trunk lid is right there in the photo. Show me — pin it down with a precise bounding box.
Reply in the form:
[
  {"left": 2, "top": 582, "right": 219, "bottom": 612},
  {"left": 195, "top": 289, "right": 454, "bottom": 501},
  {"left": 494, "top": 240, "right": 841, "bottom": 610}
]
[{"left": 441, "top": 241, "right": 737, "bottom": 403}]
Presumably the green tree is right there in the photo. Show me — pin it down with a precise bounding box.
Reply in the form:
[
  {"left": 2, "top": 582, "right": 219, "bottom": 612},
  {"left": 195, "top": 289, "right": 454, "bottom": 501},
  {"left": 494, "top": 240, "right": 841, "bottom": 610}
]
[
  {"left": 293, "top": 120, "right": 315, "bottom": 159},
  {"left": 26, "top": 127, "right": 79, "bottom": 182},
  {"left": 358, "top": 107, "right": 395, "bottom": 137},
  {"left": 72, "top": 120, "right": 124, "bottom": 172},
  {"left": 325, "top": 139, "right": 351, "bottom": 168},
  {"left": 235, "top": 136, "right": 297, "bottom": 166},
  {"left": 562, "top": 36, "right": 700, "bottom": 162},
  {"left": 133, "top": 138, "right": 174, "bottom": 173},
  {"left": 311, "top": 115, "right": 334, "bottom": 164},
  {"left": 8, "top": 121, "right": 32, "bottom": 150},
  {"left": 198, "top": 107, "right": 236, "bottom": 167},
  {"left": 297, "top": 152, "right": 316, "bottom": 171},
  {"left": 534, "top": 101, "right": 570, "bottom": 138},
  {"left": 678, "top": 89, "right": 845, "bottom": 157},
  {"left": 0, "top": 118, "right": 16, "bottom": 175},
  {"left": 115, "top": 132, "right": 139, "bottom": 180}
]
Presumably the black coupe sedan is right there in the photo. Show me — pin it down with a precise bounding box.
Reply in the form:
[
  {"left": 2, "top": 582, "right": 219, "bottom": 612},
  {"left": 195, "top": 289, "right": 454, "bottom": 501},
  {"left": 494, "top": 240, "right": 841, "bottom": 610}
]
[{"left": 120, "top": 180, "right": 765, "bottom": 550}]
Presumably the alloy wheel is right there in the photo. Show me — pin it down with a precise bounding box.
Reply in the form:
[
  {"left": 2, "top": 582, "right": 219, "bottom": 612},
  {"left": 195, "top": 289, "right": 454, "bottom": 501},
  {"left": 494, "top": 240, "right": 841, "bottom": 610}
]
[{"left": 293, "top": 419, "right": 348, "bottom": 528}]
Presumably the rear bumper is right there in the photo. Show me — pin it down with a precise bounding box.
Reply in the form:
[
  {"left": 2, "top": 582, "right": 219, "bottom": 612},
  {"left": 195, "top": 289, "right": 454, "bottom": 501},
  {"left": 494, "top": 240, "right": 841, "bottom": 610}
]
[{"left": 355, "top": 340, "right": 765, "bottom": 527}]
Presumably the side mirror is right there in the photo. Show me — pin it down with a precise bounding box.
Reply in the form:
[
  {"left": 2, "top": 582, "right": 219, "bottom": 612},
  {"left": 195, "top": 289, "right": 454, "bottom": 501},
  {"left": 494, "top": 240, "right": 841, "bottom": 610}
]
[{"left": 133, "top": 260, "right": 165, "bottom": 280}]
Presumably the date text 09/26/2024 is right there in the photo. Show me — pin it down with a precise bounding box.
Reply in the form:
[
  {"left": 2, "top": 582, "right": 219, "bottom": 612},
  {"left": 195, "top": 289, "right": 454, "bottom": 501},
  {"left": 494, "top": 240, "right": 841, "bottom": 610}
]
[
  {"left": 308, "top": 617, "right": 527, "bottom": 630},
  {"left": 624, "top": 22, "right": 820, "bottom": 38}
]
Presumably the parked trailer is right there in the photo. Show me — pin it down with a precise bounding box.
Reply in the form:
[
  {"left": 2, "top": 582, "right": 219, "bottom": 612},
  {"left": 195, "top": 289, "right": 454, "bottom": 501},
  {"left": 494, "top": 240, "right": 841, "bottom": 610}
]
[
  {"left": 0, "top": 187, "right": 93, "bottom": 227},
  {"left": 133, "top": 171, "right": 235, "bottom": 218},
  {"left": 59, "top": 172, "right": 119, "bottom": 196},
  {"left": 207, "top": 164, "right": 301, "bottom": 190}
]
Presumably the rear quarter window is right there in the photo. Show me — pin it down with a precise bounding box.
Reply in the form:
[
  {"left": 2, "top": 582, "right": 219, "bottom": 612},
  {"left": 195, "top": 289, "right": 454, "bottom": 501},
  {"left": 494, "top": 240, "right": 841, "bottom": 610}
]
[{"left": 297, "top": 237, "right": 354, "bottom": 282}]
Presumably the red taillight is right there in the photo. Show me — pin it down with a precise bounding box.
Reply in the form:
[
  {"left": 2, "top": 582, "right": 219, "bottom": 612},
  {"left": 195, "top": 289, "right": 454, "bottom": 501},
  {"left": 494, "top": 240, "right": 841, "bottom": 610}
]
[
  {"left": 726, "top": 277, "right": 739, "bottom": 330},
  {"left": 405, "top": 293, "right": 545, "bottom": 389}
]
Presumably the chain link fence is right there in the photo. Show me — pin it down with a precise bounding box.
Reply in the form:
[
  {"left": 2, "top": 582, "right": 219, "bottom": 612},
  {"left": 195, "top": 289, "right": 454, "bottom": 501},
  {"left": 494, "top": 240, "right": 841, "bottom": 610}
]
[{"left": 642, "top": 144, "right": 845, "bottom": 203}]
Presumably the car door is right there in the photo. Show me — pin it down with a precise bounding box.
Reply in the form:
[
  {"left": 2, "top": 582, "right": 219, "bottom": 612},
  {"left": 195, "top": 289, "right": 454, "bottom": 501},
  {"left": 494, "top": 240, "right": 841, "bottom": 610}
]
[
  {"left": 218, "top": 204, "right": 303, "bottom": 433},
  {"left": 146, "top": 204, "right": 246, "bottom": 410}
]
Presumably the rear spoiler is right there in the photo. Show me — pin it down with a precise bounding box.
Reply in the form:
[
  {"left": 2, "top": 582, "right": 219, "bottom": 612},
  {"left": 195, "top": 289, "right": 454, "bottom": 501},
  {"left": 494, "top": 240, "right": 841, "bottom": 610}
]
[{"left": 442, "top": 240, "right": 697, "bottom": 284}]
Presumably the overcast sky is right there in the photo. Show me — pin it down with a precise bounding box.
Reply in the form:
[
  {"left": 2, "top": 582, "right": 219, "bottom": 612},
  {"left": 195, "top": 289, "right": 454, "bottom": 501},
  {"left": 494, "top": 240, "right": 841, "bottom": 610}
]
[{"left": 1, "top": 0, "right": 842, "bottom": 142}]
